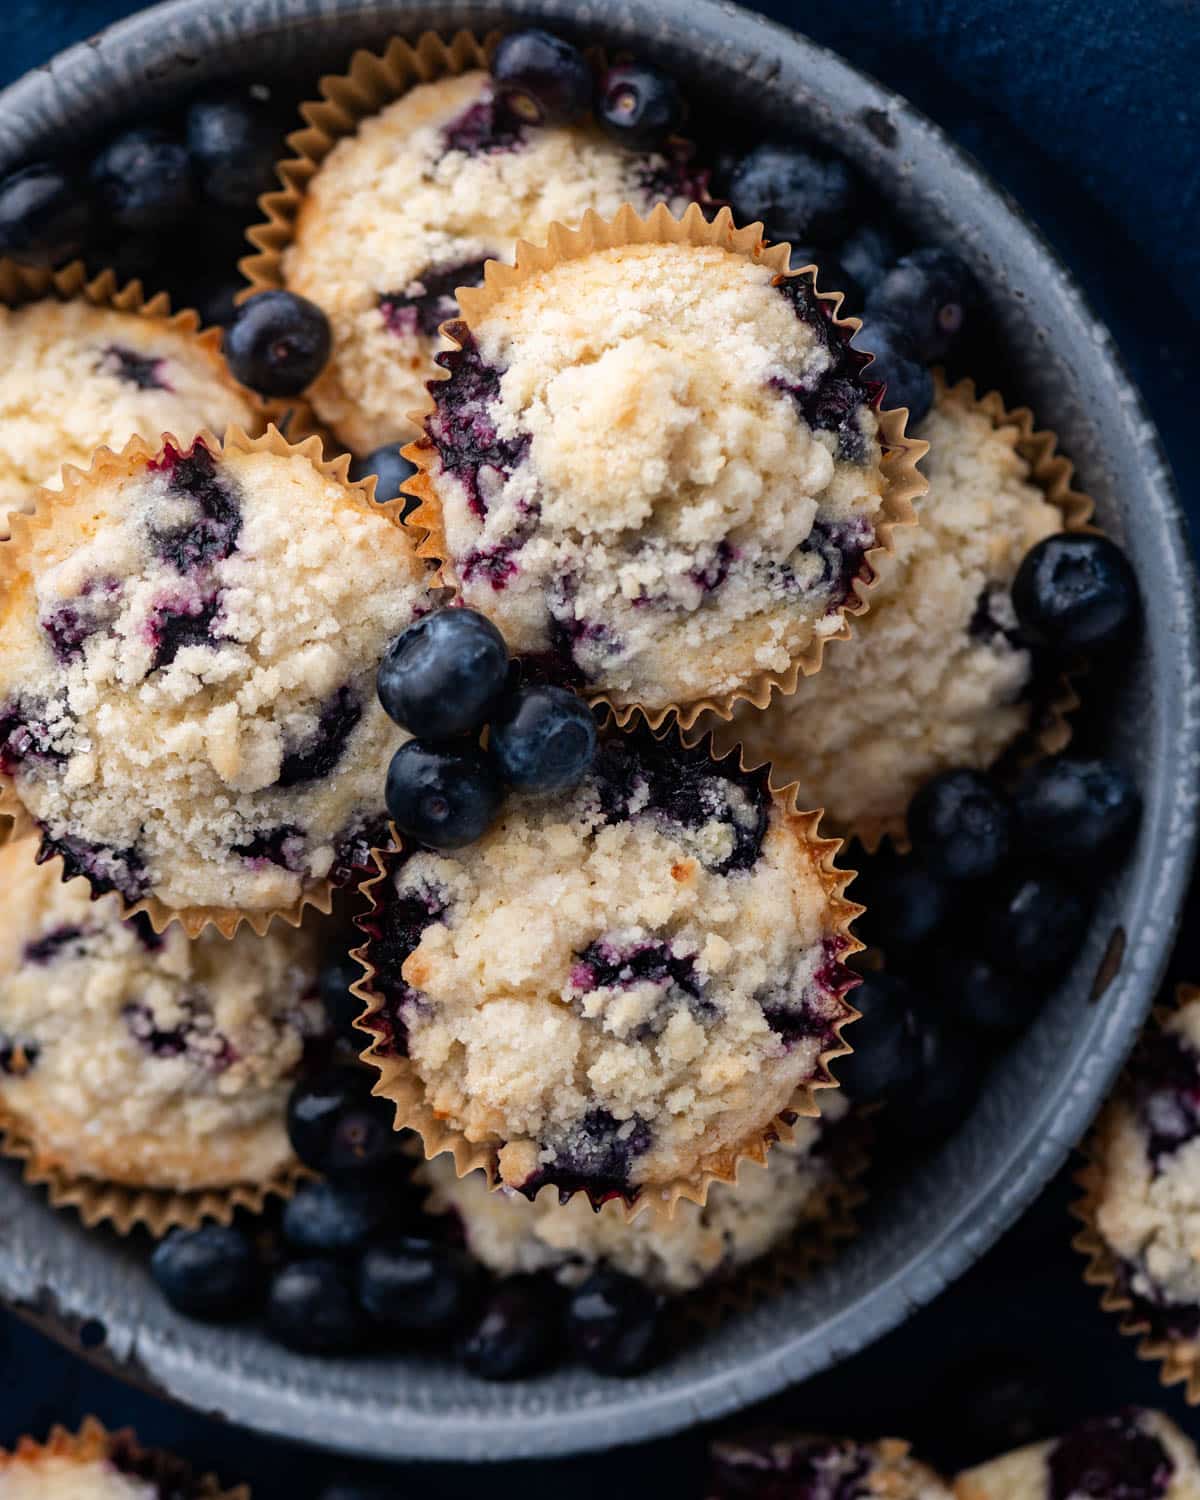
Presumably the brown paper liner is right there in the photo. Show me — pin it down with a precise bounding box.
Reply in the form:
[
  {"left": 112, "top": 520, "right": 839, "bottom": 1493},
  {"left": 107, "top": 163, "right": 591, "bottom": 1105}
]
[
  {"left": 0, "top": 422, "right": 413, "bottom": 939},
  {"left": 0, "top": 257, "right": 268, "bottom": 538},
  {"left": 1071, "top": 983, "right": 1200, "bottom": 1404},
  {"left": 0, "top": 1418, "right": 249, "bottom": 1499},
  {"left": 696, "top": 368, "right": 1095, "bottom": 854},
  {"left": 351, "top": 721, "right": 863, "bottom": 1223},
  {"left": 400, "top": 201, "right": 926, "bottom": 730}
]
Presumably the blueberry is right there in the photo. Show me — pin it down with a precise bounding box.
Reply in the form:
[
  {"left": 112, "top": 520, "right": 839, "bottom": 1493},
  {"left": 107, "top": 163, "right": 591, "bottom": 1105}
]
[
  {"left": 461, "top": 1275, "right": 562, "bottom": 1379},
  {"left": 318, "top": 950, "right": 366, "bottom": 1043},
  {"left": 854, "top": 854, "right": 950, "bottom": 953},
  {"left": 892, "top": 1016, "right": 984, "bottom": 1145},
  {"left": 90, "top": 127, "right": 195, "bottom": 235},
  {"left": 864, "top": 246, "right": 977, "bottom": 362},
  {"left": 728, "top": 141, "right": 858, "bottom": 247},
  {"left": 1013, "top": 756, "right": 1141, "bottom": 863},
  {"left": 385, "top": 740, "right": 504, "bottom": 849},
  {"left": 358, "top": 1235, "right": 481, "bottom": 1333},
  {"left": 266, "top": 1258, "right": 366, "bottom": 1353},
  {"left": 981, "top": 870, "right": 1091, "bottom": 979},
  {"left": 595, "top": 63, "right": 684, "bottom": 149},
  {"left": 1012, "top": 533, "right": 1140, "bottom": 655},
  {"left": 281, "top": 1180, "right": 394, "bottom": 1256},
  {"left": 0, "top": 162, "right": 91, "bottom": 267},
  {"left": 855, "top": 319, "right": 933, "bottom": 425},
  {"left": 566, "top": 1268, "right": 662, "bottom": 1376},
  {"left": 1048, "top": 1412, "right": 1173, "bottom": 1500},
  {"left": 186, "top": 89, "right": 281, "bottom": 211},
  {"left": 224, "top": 289, "right": 331, "bottom": 396},
  {"left": 286, "top": 1066, "right": 399, "bottom": 1181},
  {"left": 377, "top": 608, "right": 509, "bottom": 740},
  {"left": 349, "top": 444, "right": 419, "bottom": 512},
  {"left": 835, "top": 972, "right": 922, "bottom": 1104},
  {"left": 838, "top": 221, "right": 901, "bottom": 296},
  {"left": 150, "top": 1224, "right": 259, "bottom": 1322},
  {"left": 490, "top": 29, "right": 592, "bottom": 127},
  {"left": 933, "top": 947, "right": 1044, "bottom": 1035},
  {"left": 908, "top": 769, "right": 1013, "bottom": 883},
  {"left": 490, "top": 685, "right": 598, "bottom": 793}
]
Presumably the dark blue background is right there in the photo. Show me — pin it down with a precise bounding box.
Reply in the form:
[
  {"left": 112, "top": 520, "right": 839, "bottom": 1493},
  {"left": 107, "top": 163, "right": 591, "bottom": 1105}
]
[{"left": 2, "top": 2, "right": 1199, "bottom": 1493}]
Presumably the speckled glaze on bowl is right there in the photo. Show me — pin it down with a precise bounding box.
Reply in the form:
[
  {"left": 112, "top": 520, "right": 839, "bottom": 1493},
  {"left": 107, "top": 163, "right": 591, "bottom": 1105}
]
[{"left": 0, "top": 0, "right": 1196, "bottom": 1465}]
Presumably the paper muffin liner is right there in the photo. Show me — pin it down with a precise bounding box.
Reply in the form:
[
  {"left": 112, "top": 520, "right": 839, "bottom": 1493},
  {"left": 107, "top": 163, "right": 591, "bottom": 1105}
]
[
  {"left": 350, "top": 720, "right": 863, "bottom": 1224},
  {"left": 1072, "top": 983, "right": 1200, "bottom": 1404},
  {"left": 0, "top": 257, "right": 269, "bottom": 539},
  {"left": 695, "top": 368, "right": 1095, "bottom": 854},
  {"left": 0, "top": 422, "right": 412, "bottom": 939},
  {"left": 400, "top": 201, "right": 926, "bottom": 731},
  {"left": 0, "top": 1418, "right": 249, "bottom": 1499}
]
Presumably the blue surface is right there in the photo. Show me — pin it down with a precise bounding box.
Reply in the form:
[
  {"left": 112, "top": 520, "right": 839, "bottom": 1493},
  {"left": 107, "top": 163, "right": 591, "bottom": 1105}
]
[{"left": 2, "top": 1, "right": 1199, "bottom": 1491}]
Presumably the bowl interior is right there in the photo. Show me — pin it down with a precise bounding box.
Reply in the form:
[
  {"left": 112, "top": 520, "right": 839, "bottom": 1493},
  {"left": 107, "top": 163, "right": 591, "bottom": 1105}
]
[{"left": 0, "top": 0, "right": 1196, "bottom": 1463}]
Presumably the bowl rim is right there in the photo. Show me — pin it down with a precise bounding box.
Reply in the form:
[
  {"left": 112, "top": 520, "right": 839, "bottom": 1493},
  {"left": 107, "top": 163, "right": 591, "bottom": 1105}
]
[{"left": 0, "top": 0, "right": 1197, "bottom": 1463}]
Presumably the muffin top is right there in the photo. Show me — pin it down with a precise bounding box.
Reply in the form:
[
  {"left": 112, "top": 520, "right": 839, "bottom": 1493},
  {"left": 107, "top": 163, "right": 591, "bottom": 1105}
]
[
  {"left": 953, "top": 1409, "right": 1200, "bottom": 1500},
  {"left": 0, "top": 837, "right": 325, "bottom": 1190},
  {"left": 419, "top": 237, "right": 886, "bottom": 710},
  {"left": 361, "top": 732, "right": 857, "bottom": 1200},
  {"left": 420, "top": 1091, "right": 848, "bottom": 1293},
  {"left": 0, "top": 298, "right": 256, "bottom": 533},
  {"left": 725, "top": 387, "right": 1062, "bottom": 831},
  {"left": 283, "top": 68, "right": 704, "bottom": 453},
  {"left": 0, "top": 436, "right": 430, "bottom": 914},
  {"left": 0, "top": 1455, "right": 160, "bottom": 1500},
  {"left": 708, "top": 1435, "right": 951, "bottom": 1500}
]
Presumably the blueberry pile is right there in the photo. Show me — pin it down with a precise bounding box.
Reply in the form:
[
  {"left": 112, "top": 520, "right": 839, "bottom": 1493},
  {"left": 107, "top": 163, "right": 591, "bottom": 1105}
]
[{"left": 377, "top": 606, "right": 599, "bottom": 848}]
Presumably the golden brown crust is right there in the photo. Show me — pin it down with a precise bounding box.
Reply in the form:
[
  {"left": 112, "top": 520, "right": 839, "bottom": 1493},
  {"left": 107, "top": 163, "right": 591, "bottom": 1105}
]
[{"left": 0, "top": 1418, "right": 249, "bottom": 1499}]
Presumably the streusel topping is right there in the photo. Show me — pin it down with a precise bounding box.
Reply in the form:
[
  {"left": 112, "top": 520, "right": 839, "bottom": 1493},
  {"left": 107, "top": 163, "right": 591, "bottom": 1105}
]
[{"left": 0, "top": 1456, "right": 160, "bottom": 1500}]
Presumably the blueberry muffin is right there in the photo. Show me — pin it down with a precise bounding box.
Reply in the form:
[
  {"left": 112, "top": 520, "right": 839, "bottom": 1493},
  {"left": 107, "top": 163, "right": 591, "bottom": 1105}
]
[
  {"left": 1078, "top": 988, "right": 1200, "bottom": 1380},
  {"left": 707, "top": 1434, "right": 951, "bottom": 1499},
  {"left": 0, "top": 836, "right": 325, "bottom": 1194},
  {"left": 357, "top": 729, "right": 859, "bottom": 1206},
  {"left": 0, "top": 1421, "right": 244, "bottom": 1500},
  {"left": 0, "top": 296, "right": 257, "bottom": 535},
  {"left": 275, "top": 66, "right": 704, "bottom": 454},
  {"left": 420, "top": 1091, "right": 851, "bottom": 1293},
  {"left": 0, "top": 429, "right": 431, "bottom": 924},
  {"left": 716, "top": 380, "right": 1067, "bottom": 836},
  {"left": 953, "top": 1409, "right": 1200, "bottom": 1498},
  {"left": 411, "top": 209, "right": 918, "bottom": 715}
]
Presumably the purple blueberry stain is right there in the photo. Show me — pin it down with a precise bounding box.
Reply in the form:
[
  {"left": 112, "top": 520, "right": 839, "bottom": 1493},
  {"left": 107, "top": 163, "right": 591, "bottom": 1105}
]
[
  {"left": 773, "top": 273, "right": 876, "bottom": 463},
  {"left": 689, "top": 539, "right": 735, "bottom": 597},
  {"left": 329, "top": 814, "right": 396, "bottom": 889},
  {"left": 794, "top": 516, "right": 876, "bottom": 613},
  {"left": 0, "top": 700, "right": 67, "bottom": 775},
  {"left": 356, "top": 856, "right": 450, "bottom": 1057},
  {"left": 522, "top": 1109, "right": 653, "bottom": 1206},
  {"left": 39, "top": 576, "right": 122, "bottom": 664},
  {"left": 146, "top": 442, "right": 242, "bottom": 572},
  {"left": 707, "top": 1436, "right": 873, "bottom": 1500},
  {"left": 633, "top": 145, "right": 710, "bottom": 210},
  {"left": 760, "top": 935, "right": 857, "bottom": 1049},
  {"left": 23, "top": 924, "right": 87, "bottom": 964},
  {"left": 122, "top": 994, "right": 236, "bottom": 1073},
  {"left": 231, "top": 825, "right": 306, "bottom": 872},
  {"left": 459, "top": 503, "right": 540, "bottom": 591},
  {"left": 440, "top": 90, "right": 526, "bottom": 155},
  {"left": 1128, "top": 1028, "right": 1200, "bottom": 1169},
  {"left": 146, "top": 592, "right": 223, "bottom": 672},
  {"left": 427, "top": 329, "right": 530, "bottom": 519},
  {"left": 35, "top": 831, "right": 148, "bottom": 903},
  {"left": 569, "top": 937, "right": 716, "bottom": 1030},
  {"left": 1115, "top": 1259, "right": 1200, "bottom": 1345},
  {"left": 379, "top": 258, "right": 489, "bottom": 339},
  {"left": 0, "top": 1033, "right": 39, "bottom": 1076},
  {"left": 99, "top": 343, "right": 171, "bottom": 392},
  {"left": 277, "top": 685, "right": 362, "bottom": 788},
  {"left": 1047, "top": 1411, "right": 1172, "bottom": 1500}
]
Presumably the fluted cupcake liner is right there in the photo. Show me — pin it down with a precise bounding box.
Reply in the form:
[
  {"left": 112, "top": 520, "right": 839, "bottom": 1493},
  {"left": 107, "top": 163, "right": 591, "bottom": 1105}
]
[
  {"left": 401, "top": 201, "right": 927, "bottom": 731},
  {"left": 1072, "top": 983, "right": 1200, "bottom": 1404},
  {"left": 350, "top": 720, "right": 863, "bottom": 1224},
  {"left": 0, "top": 1418, "right": 249, "bottom": 1498},
  {"left": 0, "top": 422, "right": 412, "bottom": 939}
]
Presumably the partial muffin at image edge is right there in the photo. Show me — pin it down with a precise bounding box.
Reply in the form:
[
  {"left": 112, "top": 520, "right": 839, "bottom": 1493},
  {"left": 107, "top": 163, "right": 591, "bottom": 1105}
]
[{"left": 0, "top": 1418, "right": 249, "bottom": 1500}]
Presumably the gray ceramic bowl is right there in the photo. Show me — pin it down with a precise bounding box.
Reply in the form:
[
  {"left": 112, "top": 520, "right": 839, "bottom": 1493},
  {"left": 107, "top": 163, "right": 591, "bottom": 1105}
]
[{"left": 0, "top": 0, "right": 1197, "bottom": 1464}]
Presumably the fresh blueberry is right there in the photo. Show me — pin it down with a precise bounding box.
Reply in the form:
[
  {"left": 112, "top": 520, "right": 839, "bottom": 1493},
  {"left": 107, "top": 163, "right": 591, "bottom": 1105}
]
[
  {"left": 281, "top": 1180, "right": 394, "bottom": 1256},
  {"left": 150, "top": 1224, "right": 259, "bottom": 1322},
  {"left": 286, "top": 1066, "right": 399, "bottom": 1181},
  {"left": 349, "top": 444, "right": 419, "bottom": 512},
  {"left": 835, "top": 972, "right": 923, "bottom": 1104},
  {"left": 0, "top": 162, "right": 91, "bottom": 267},
  {"left": 1012, "top": 533, "right": 1140, "bottom": 655},
  {"left": 595, "top": 63, "right": 684, "bottom": 149},
  {"left": 855, "top": 319, "right": 933, "bottom": 424},
  {"left": 461, "top": 1275, "right": 562, "bottom": 1380},
  {"left": 838, "top": 221, "right": 901, "bottom": 296},
  {"left": 566, "top": 1268, "right": 662, "bottom": 1376},
  {"left": 854, "top": 853, "right": 950, "bottom": 953},
  {"left": 224, "top": 289, "right": 332, "bottom": 396},
  {"left": 490, "top": 29, "right": 592, "bottom": 127},
  {"left": 892, "top": 1016, "right": 984, "bottom": 1145},
  {"left": 266, "top": 1259, "right": 366, "bottom": 1353},
  {"left": 90, "top": 127, "right": 195, "bottom": 235},
  {"left": 385, "top": 740, "right": 504, "bottom": 849},
  {"left": 908, "top": 769, "right": 1013, "bottom": 883},
  {"left": 864, "top": 246, "right": 978, "bottom": 362},
  {"left": 358, "top": 1235, "right": 482, "bottom": 1333},
  {"left": 490, "top": 685, "right": 598, "bottom": 793},
  {"left": 981, "top": 870, "right": 1091, "bottom": 980},
  {"left": 1013, "top": 756, "right": 1141, "bottom": 863},
  {"left": 318, "top": 950, "right": 366, "bottom": 1044},
  {"left": 933, "top": 947, "right": 1045, "bottom": 1035},
  {"left": 186, "top": 89, "right": 281, "bottom": 211},
  {"left": 377, "top": 608, "right": 509, "bottom": 740},
  {"left": 728, "top": 141, "right": 858, "bottom": 247}
]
